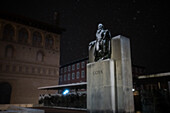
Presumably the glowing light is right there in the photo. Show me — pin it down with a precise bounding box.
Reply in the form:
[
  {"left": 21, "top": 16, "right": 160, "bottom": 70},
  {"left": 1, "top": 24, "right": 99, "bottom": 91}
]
[
  {"left": 63, "top": 89, "right": 69, "bottom": 95},
  {"left": 132, "top": 88, "right": 135, "bottom": 92}
]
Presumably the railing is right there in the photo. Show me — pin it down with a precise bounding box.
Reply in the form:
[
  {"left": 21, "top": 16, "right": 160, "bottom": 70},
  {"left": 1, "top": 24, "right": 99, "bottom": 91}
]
[{"left": 39, "top": 93, "right": 86, "bottom": 108}]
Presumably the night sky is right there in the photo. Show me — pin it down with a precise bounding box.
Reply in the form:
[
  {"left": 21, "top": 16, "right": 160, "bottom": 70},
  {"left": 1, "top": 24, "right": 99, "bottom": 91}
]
[{"left": 0, "top": 0, "right": 170, "bottom": 74}]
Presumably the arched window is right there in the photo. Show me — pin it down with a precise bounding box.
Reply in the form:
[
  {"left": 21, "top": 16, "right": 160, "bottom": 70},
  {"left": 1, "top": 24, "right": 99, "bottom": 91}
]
[
  {"left": 36, "top": 51, "right": 44, "bottom": 62},
  {"left": 3, "top": 24, "right": 15, "bottom": 41},
  {"left": 32, "top": 31, "right": 42, "bottom": 47},
  {"left": 18, "top": 28, "right": 28, "bottom": 44},
  {"left": 5, "top": 45, "right": 14, "bottom": 58},
  {"left": 45, "top": 34, "right": 54, "bottom": 49}
]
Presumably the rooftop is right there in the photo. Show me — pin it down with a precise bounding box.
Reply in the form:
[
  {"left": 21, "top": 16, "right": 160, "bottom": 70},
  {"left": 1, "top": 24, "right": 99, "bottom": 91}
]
[{"left": 0, "top": 11, "right": 65, "bottom": 34}]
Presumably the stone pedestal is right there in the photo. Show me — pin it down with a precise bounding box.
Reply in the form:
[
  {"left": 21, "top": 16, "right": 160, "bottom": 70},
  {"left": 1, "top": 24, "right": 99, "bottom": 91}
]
[
  {"left": 87, "top": 35, "right": 134, "bottom": 113},
  {"left": 111, "top": 35, "right": 134, "bottom": 113},
  {"left": 87, "top": 59, "right": 116, "bottom": 113}
]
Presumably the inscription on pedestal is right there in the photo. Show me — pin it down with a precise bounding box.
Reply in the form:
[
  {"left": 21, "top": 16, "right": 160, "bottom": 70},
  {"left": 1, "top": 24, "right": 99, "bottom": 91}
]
[{"left": 93, "top": 70, "right": 103, "bottom": 75}]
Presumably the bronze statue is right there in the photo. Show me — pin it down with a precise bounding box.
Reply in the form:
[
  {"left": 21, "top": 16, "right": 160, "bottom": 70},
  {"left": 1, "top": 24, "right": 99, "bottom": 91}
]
[{"left": 94, "top": 23, "right": 111, "bottom": 61}]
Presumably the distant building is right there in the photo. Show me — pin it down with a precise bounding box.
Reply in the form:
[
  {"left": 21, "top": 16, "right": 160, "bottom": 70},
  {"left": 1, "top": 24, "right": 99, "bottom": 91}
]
[
  {"left": 59, "top": 57, "right": 145, "bottom": 85},
  {"left": 135, "top": 72, "right": 170, "bottom": 112},
  {"left": 138, "top": 72, "right": 170, "bottom": 92},
  {"left": 59, "top": 58, "right": 88, "bottom": 85},
  {"left": 0, "top": 12, "right": 64, "bottom": 104}
]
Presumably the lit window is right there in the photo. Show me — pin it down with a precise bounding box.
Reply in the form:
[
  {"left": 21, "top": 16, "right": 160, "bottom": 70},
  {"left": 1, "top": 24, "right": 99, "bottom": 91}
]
[
  {"left": 72, "top": 72, "right": 75, "bottom": 80},
  {"left": 76, "top": 71, "right": 80, "bottom": 79},
  {"left": 77, "top": 63, "right": 80, "bottom": 69},
  {"left": 64, "top": 67, "right": 67, "bottom": 73},
  {"left": 64, "top": 74, "right": 67, "bottom": 81},
  {"left": 68, "top": 66, "right": 71, "bottom": 72},
  {"left": 81, "top": 61, "right": 85, "bottom": 68},
  {"left": 68, "top": 73, "right": 70, "bottom": 80},
  {"left": 72, "top": 64, "right": 75, "bottom": 70},
  {"left": 81, "top": 70, "right": 85, "bottom": 78}
]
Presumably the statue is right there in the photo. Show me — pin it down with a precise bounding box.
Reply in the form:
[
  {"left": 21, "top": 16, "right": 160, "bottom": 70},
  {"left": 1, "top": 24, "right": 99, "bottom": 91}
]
[{"left": 89, "top": 23, "right": 111, "bottom": 62}]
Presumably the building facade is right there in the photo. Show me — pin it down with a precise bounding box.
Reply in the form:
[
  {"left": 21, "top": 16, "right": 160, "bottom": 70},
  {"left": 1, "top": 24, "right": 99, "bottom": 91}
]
[
  {"left": 0, "top": 12, "right": 63, "bottom": 104},
  {"left": 59, "top": 57, "right": 145, "bottom": 85},
  {"left": 59, "top": 58, "right": 88, "bottom": 85},
  {"left": 134, "top": 72, "right": 170, "bottom": 112}
]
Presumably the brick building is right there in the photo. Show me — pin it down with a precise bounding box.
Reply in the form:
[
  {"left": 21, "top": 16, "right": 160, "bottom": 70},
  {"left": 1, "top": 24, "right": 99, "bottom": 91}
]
[
  {"left": 0, "top": 12, "right": 64, "bottom": 104},
  {"left": 59, "top": 57, "right": 145, "bottom": 85},
  {"left": 59, "top": 58, "right": 88, "bottom": 85}
]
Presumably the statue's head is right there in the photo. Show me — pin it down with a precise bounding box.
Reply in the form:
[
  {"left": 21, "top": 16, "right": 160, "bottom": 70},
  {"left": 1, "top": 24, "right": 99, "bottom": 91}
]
[{"left": 98, "top": 23, "right": 104, "bottom": 30}]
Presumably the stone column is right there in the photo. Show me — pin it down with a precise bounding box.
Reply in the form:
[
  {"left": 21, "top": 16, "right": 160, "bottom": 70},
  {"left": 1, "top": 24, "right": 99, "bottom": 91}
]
[
  {"left": 87, "top": 59, "right": 116, "bottom": 113},
  {"left": 111, "top": 35, "right": 134, "bottom": 113}
]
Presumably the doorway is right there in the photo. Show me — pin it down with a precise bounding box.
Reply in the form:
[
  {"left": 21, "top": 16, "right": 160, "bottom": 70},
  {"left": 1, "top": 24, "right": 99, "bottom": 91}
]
[{"left": 0, "top": 83, "right": 12, "bottom": 104}]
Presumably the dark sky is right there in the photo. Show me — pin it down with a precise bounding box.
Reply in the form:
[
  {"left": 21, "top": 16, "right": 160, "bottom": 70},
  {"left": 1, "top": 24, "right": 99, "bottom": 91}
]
[{"left": 0, "top": 0, "right": 170, "bottom": 74}]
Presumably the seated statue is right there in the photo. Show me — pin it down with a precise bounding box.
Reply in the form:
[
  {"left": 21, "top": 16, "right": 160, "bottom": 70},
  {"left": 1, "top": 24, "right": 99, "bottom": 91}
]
[{"left": 93, "top": 23, "right": 111, "bottom": 61}]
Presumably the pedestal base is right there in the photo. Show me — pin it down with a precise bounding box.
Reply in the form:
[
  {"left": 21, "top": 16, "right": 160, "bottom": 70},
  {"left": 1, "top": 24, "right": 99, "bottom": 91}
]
[{"left": 87, "top": 59, "right": 116, "bottom": 113}]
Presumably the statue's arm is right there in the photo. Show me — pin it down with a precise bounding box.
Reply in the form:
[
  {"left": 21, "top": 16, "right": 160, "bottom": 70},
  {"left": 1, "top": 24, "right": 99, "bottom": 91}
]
[{"left": 89, "top": 40, "right": 96, "bottom": 46}]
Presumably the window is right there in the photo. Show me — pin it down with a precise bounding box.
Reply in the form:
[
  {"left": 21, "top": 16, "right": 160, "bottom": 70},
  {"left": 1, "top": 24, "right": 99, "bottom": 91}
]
[
  {"left": 3, "top": 24, "right": 14, "bottom": 41},
  {"left": 60, "top": 68, "right": 63, "bottom": 74},
  {"left": 18, "top": 28, "right": 28, "bottom": 44},
  {"left": 68, "top": 66, "right": 71, "bottom": 72},
  {"left": 64, "top": 67, "right": 67, "bottom": 73},
  {"left": 76, "top": 71, "right": 80, "bottom": 79},
  {"left": 72, "top": 64, "right": 75, "bottom": 71},
  {"left": 45, "top": 34, "right": 54, "bottom": 49},
  {"left": 60, "top": 76, "right": 62, "bottom": 82},
  {"left": 32, "top": 31, "right": 42, "bottom": 47},
  {"left": 72, "top": 72, "right": 75, "bottom": 80},
  {"left": 54, "top": 69, "right": 57, "bottom": 75},
  {"left": 68, "top": 73, "right": 70, "bottom": 80},
  {"left": 81, "top": 70, "right": 85, "bottom": 78},
  {"left": 25, "top": 66, "right": 29, "bottom": 73},
  {"left": 12, "top": 65, "right": 16, "bottom": 72},
  {"left": 6, "top": 65, "right": 10, "bottom": 71},
  {"left": 19, "top": 66, "right": 22, "bottom": 72},
  {"left": 38, "top": 68, "right": 41, "bottom": 73},
  {"left": 77, "top": 63, "right": 80, "bottom": 69},
  {"left": 64, "top": 74, "right": 67, "bottom": 81},
  {"left": 48, "top": 69, "right": 51, "bottom": 75},
  {"left": 5, "top": 45, "right": 14, "bottom": 58},
  {"left": 32, "top": 67, "right": 35, "bottom": 73},
  {"left": 43, "top": 68, "right": 46, "bottom": 74},
  {"left": 36, "top": 51, "right": 44, "bottom": 62},
  {"left": 81, "top": 61, "right": 85, "bottom": 68}
]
